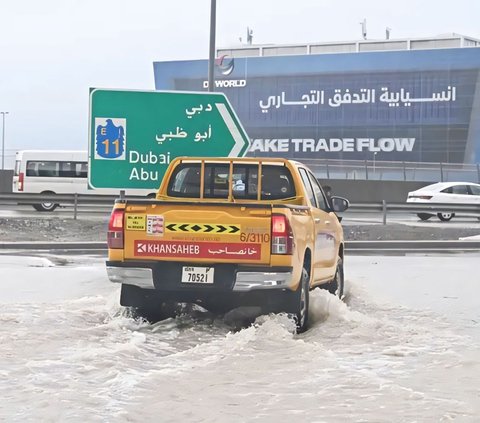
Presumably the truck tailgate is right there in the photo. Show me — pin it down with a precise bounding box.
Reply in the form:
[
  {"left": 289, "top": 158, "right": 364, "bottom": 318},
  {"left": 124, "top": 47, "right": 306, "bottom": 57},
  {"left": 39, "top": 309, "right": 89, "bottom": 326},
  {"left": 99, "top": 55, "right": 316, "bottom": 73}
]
[{"left": 123, "top": 203, "right": 272, "bottom": 264}]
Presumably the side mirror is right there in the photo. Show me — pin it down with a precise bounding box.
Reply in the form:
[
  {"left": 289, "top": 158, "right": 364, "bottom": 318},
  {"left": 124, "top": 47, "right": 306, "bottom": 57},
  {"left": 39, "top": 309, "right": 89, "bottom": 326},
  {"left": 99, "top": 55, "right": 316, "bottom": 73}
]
[{"left": 330, "top": 196, "right": 349, "bottom": 212}]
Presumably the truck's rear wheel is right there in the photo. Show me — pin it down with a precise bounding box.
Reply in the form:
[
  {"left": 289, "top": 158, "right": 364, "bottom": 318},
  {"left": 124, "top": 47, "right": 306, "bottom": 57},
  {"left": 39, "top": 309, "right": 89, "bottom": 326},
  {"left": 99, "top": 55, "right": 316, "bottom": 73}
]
[
  {"left": 292, "top": 267, "right": 310, "bottom": 333},
  {"left": 323, "top": 257, "right": 344, "bottom": 299},
  {"left": 120, "top": 284, "right": 176, "bottom": 323},
  {"left": 133, "top": 303, "right": 177, "bottom": 323}
]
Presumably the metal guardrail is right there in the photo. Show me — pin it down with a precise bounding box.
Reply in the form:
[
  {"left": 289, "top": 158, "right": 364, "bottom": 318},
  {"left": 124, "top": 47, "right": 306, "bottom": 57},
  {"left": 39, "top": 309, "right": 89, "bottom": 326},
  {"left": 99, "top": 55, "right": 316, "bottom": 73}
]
[
  {"left": 346, "top": 200, "right": 480, "bottom": 224},
  {"left": 0, "top": 192, "right": 121, "bottom": 204},
  {"left": 0, "top": 193, "right": 479, "bottom": 223},
  {"left": 0, "top": 192, "right": 130, "bottom": 219}
]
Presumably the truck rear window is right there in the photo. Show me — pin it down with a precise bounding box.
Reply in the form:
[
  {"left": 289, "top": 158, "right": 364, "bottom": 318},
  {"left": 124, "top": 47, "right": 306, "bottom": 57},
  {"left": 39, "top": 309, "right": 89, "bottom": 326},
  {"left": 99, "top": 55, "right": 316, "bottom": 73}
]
[{"left": 167, "top": 163, "right": 296, "bottom": 200}]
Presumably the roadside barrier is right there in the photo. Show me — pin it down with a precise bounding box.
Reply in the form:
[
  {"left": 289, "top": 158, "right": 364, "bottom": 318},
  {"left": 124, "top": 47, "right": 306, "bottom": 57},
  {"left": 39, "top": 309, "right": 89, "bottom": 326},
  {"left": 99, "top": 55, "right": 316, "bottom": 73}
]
[{"left": 0, "top": 193, "right": 479, "bottom": 223}]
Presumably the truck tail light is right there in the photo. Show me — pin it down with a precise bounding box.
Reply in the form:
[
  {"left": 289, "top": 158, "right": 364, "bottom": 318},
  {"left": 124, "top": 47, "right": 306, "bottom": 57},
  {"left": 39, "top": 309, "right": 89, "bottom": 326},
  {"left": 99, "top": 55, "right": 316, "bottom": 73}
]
[
  {"left": 18, "top": 172, "right": 24, "bottom": 191},
  {"left": 271, "top": 214, "right": 293, "bottom": 255},
  {"left": 107, "top": 208, "right": 124, "bottom": 249}
]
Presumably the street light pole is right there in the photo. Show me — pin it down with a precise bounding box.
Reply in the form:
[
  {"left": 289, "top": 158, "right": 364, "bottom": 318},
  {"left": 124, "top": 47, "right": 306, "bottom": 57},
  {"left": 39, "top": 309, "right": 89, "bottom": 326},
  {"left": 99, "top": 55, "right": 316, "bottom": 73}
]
[
  {"left": 207, "top": 0, "right": 216, "bottom": 92},
  {"left": 1, "top": 112, "right": 9, "bottom": 170}
]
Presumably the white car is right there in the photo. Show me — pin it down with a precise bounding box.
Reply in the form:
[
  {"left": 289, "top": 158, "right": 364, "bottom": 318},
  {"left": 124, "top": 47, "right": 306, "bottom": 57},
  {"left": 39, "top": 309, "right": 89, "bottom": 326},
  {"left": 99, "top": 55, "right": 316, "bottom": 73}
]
[{"left": 406, "top": 182, "right": 480, "bottom": 221}]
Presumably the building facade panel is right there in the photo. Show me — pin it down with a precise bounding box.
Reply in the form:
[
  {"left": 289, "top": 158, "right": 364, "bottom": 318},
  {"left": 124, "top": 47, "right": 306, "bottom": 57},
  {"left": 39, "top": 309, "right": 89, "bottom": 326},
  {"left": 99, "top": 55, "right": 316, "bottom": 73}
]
[{"left": 154, "top": 47, "right": 480, "bottom": 164}]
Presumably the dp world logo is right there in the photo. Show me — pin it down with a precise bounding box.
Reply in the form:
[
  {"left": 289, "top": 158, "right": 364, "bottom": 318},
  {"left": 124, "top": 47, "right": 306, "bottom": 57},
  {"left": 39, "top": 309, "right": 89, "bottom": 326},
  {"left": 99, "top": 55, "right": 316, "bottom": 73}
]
[{"left": 215, "top": 55, "right": 234, "bottom": 76}]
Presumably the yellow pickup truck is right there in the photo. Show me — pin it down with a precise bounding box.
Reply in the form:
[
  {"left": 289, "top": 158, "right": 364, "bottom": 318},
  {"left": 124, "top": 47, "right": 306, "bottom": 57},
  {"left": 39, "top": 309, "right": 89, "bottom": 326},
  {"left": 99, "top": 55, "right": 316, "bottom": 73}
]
[{"left": 106, "top": 157, "right": 349, "bottom": 332}]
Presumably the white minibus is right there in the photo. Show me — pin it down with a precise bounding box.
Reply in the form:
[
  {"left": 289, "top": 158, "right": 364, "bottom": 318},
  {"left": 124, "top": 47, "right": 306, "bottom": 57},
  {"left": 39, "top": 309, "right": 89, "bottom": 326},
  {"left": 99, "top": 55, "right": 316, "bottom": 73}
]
[{"left": 13, "top": 150, "right": 156, "bottom": 211}]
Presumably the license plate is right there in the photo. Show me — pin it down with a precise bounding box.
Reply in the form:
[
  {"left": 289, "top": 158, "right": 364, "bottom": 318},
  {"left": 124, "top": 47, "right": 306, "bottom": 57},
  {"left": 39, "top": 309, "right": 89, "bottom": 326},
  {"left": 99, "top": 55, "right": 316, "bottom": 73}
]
[{"left": 181, "top": 266, "right": 214, "bottom": 284}]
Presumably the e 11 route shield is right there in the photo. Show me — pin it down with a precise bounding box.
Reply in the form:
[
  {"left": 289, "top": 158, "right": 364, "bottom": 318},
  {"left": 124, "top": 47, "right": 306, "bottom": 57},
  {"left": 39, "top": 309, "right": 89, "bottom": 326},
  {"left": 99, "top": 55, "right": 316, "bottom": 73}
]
[{"left": 88, "top": 89, "right": 250, "bottom": 190}]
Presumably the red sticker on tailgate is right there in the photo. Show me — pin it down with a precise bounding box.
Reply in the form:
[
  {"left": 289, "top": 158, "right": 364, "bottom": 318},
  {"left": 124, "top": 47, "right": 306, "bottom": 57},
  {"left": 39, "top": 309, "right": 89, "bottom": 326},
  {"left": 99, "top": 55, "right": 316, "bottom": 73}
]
[{"left": 134, "top": 240, "right": 261, "bottom": 260}]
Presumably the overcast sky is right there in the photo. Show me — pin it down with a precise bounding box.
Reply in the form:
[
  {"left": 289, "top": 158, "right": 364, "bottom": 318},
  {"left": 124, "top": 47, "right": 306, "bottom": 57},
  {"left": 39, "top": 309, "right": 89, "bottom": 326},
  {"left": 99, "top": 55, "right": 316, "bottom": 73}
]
[{"left": 1, "top": 0, "right": 479, "bottom": 167}]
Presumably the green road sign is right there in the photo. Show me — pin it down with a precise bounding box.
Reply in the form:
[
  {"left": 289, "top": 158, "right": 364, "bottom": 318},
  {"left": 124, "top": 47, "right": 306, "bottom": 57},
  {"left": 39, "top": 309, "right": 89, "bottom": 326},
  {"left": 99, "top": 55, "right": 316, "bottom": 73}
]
[{"left": 88, "top": 89, "right": 250, "bottom": 189}]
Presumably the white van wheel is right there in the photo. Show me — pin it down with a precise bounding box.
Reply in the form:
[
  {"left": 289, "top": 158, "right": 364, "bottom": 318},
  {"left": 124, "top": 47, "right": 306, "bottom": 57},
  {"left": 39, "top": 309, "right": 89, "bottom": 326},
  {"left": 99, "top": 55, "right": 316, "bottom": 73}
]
[
  {"left": 33, "top": 191, "right": 58, "bottom": 212},
  {"left": 437, "top": 212, "right": 454, "bottom": 222}
]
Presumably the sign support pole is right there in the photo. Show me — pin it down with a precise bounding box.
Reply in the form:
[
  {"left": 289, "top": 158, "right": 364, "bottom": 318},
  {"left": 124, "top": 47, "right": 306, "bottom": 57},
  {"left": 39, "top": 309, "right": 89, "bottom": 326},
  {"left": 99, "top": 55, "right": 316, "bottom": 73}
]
[{"left": 208, "top": 0, "right": 216, "bottom": 92}]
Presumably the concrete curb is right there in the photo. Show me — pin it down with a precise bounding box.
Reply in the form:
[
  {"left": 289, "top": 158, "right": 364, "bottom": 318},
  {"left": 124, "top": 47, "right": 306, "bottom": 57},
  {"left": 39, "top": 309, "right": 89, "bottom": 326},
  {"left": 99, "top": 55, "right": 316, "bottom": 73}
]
[
  {"left": 0, "top": 241, "right": 107, "bottom": 250},
  {"left": 1, "top": 240, "right": 479, "bottom": 252}
]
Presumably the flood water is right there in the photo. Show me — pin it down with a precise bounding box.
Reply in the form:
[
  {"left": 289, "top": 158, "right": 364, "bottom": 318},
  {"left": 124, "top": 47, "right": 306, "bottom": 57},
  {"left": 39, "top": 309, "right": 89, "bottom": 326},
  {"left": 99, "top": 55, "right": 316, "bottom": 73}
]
[{"left": 0, "top": 253, "right": 479, "bottom": 422}]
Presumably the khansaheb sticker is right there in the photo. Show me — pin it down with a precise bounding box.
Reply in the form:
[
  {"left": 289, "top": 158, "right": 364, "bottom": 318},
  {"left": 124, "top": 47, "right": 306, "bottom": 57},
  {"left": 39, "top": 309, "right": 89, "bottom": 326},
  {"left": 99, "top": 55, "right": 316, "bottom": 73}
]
[{"left": 134, "top": 240, "right": 261, "bottom": 260}]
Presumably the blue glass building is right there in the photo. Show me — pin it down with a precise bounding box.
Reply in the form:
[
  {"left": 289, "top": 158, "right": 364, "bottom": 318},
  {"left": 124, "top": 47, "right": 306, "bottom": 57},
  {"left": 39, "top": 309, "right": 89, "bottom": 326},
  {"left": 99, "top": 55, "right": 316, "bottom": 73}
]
[{"left": 154, "top": 34, "right": 480, "bottom": 165}]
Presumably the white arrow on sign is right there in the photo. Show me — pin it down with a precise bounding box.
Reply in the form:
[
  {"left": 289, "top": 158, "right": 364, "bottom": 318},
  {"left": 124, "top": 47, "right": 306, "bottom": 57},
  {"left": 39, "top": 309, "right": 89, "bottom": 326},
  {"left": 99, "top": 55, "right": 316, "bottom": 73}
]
[{"left": 215, "top": 103, "right": 250, "bottom": 157}]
